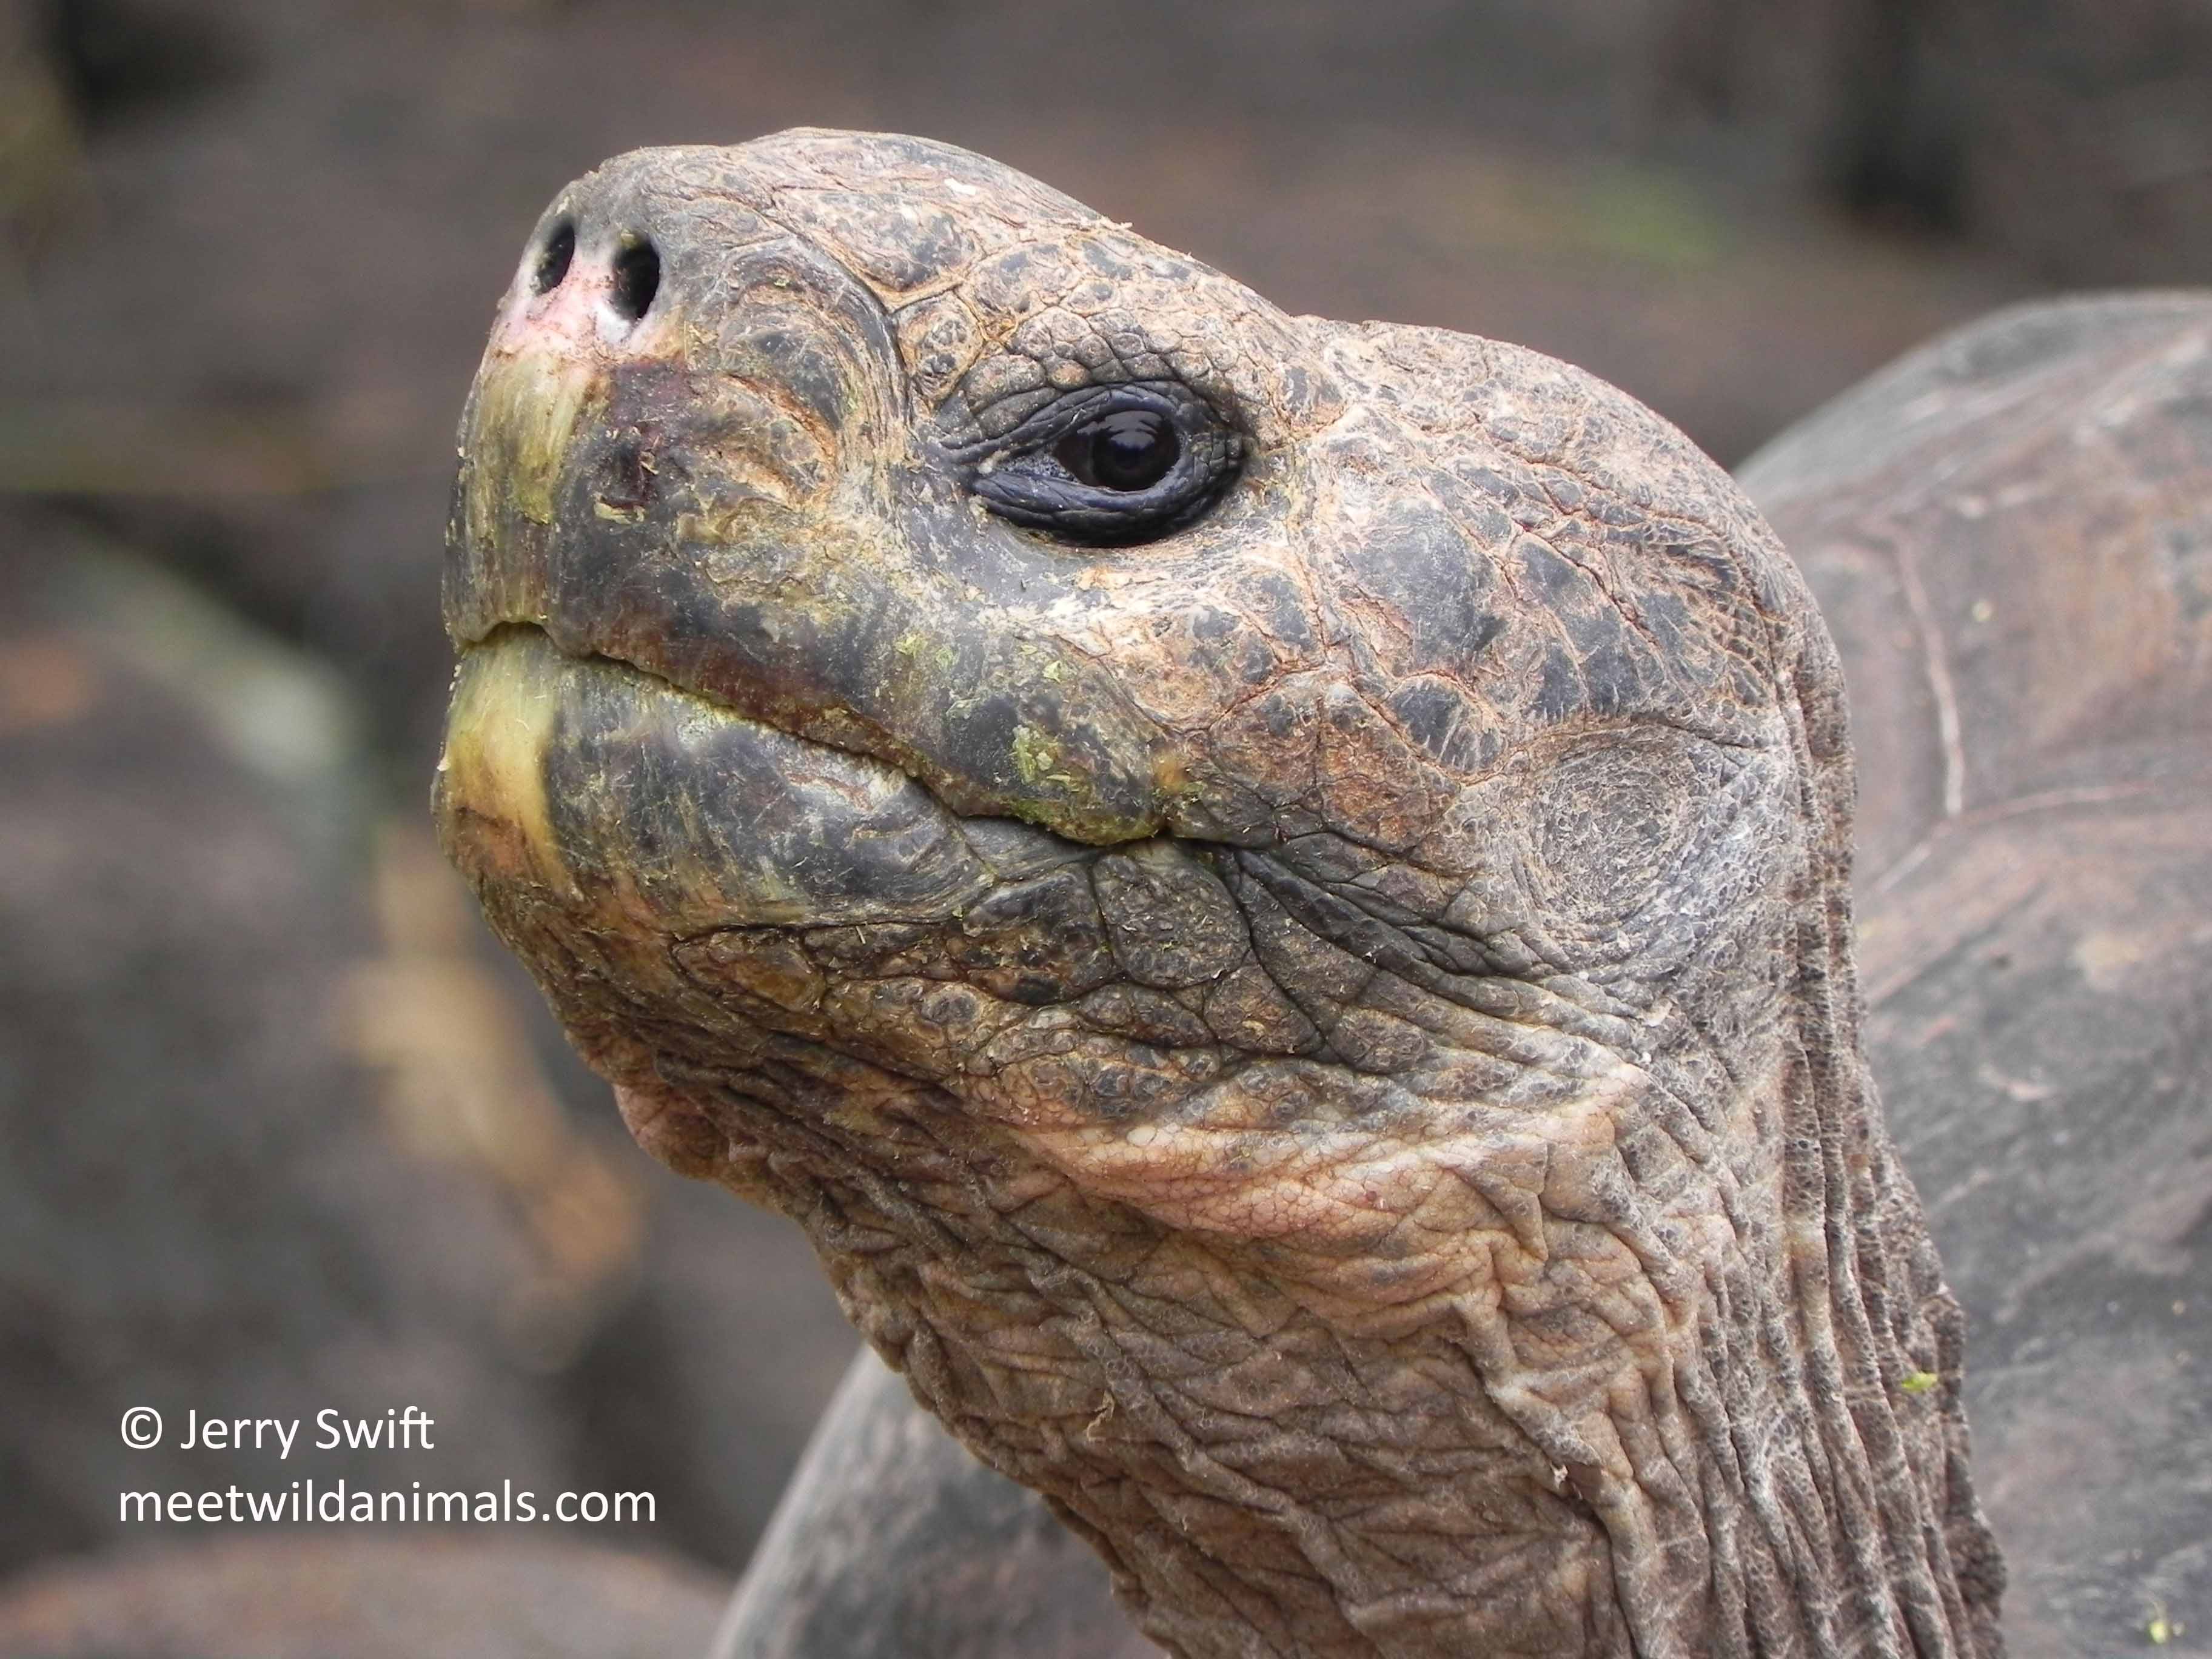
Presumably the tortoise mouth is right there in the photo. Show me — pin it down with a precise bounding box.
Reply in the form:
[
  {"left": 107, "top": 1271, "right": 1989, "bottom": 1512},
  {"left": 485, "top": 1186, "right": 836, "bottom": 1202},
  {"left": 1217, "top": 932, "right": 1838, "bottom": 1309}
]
[{"left": 434, "top": 623, "right": 1090, "bottom": 940}]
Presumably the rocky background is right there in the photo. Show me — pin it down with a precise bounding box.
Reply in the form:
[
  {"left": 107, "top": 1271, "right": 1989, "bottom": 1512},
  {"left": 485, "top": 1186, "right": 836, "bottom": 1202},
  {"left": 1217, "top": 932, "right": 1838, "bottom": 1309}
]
[{"left": 3, "top": 0, "right": 2210, "bottom": 1647}]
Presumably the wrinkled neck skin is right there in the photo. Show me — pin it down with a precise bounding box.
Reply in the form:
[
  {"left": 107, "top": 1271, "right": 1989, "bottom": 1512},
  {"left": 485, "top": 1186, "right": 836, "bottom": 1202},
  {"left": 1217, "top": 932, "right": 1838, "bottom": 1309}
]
[
  {"left": 469, "top": 641, "right": 2000, "bottom": 1659},
  {"left": 436, "top": 133, "right": 2003, "bottom": 1659}
]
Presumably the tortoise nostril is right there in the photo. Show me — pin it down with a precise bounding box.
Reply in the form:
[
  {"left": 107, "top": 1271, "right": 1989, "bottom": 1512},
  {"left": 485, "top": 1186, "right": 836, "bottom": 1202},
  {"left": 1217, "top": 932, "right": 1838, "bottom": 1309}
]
[
  {"left": 531, "top": 220, "right": 575, "bottom": 295},
  {"left": 610, "top": 237, "right": 660, "bottom": 323}
]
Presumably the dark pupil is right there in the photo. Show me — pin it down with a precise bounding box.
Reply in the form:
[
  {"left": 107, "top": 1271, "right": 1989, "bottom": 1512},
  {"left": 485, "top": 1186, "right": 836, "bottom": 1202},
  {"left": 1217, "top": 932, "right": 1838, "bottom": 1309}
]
[{"left": 1057, "top": 409, "right": 1178, "bottom": 491}]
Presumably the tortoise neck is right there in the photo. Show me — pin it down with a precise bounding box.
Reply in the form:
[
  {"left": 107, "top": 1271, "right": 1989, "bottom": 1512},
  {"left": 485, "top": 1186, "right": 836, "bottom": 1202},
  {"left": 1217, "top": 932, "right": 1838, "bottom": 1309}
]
[
  {"left": 1562, "top": 628, "right": 2005, "bottom": 1658},
  {"left": 809, "top": 999, "right": 2006, "bottom": 1658},
  {"left": 1050, "top": 653, "right": 2011, "bottom": 1655},
  {"left": 1581, "top": 627, "right": 2006, "bottom": 1658},
  {"left": 1583, "top": 971, "right": 2008, "bottom": 1659}
]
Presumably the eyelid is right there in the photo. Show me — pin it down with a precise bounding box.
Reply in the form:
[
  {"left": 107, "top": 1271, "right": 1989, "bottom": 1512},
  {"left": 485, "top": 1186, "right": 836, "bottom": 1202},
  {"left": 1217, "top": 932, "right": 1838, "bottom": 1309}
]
[
  {"left": 941, "top": 378, "right": 1245, "bottom": 546},
  {"left": 942, "top": 380, "right": 1198, "bottom": 464}
]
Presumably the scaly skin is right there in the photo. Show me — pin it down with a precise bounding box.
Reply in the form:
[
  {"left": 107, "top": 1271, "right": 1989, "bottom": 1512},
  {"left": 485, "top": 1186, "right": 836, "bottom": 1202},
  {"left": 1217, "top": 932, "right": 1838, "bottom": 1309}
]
[{"left": 434, "top": 129, "right": 2003, "bottom": 1658}]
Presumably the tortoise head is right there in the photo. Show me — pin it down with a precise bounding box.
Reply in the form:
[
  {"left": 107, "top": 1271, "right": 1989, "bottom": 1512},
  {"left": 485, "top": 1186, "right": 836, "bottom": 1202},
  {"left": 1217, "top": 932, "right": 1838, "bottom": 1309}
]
[{"left": 437, "top": 130, "right": 1996, "bottom": 1659}]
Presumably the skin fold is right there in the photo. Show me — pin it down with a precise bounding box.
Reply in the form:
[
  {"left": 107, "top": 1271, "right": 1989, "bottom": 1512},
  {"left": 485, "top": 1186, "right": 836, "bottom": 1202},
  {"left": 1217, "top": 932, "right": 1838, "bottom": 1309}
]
[{"left": 435, "top": 129, "right": 2003, "bottom": 1658}]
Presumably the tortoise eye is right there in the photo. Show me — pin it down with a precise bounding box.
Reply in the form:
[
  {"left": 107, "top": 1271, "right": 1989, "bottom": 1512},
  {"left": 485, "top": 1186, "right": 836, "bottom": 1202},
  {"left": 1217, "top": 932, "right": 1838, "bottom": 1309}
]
[
  {"left": 1056, "top": 409, "right": 1180, "bottom": 492},
  {"left": 949, "top": 381, "right": 1242, "bottom": 546}
]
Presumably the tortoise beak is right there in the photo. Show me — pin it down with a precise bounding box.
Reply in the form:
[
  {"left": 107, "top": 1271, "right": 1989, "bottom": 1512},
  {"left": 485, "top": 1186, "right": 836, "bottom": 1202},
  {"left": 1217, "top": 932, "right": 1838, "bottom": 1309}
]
[{"left": 434, "top": 625, "right": 1025, "bottom": 938}]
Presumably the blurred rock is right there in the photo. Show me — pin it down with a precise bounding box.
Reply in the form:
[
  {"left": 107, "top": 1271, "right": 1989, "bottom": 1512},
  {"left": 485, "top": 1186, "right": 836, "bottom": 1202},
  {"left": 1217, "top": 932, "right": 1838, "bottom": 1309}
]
[
  {"left": 0, "top": 521, "right": 585, "bottom": 1569},
  {"left": 0, "top": 523, "right": 854, "bottom": 1579},
  {"left": 566, "top": 1176, "right": 857, "bottom": 1575},
  {"left": 713, "top": 1350, "right": 1156, "bottom": 1659},
  {"left": 37, "top": 0, "right": 249, "bottom": 130},
  {"left": 1666, "top": 0, "right": 2212, "bottom": 284},
  {"left": 0, "top": 1533, "right": 728, "bottom": 1658},
  {"left": 0, "top": 0, "right": 87, "bottom": 256}
]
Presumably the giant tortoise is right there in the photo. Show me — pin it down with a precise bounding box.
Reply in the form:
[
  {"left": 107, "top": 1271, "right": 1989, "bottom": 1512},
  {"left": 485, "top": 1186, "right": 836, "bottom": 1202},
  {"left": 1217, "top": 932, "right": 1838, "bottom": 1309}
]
[{"left": 433, "top": 130, "right": 2211, "bottom": 1658}]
